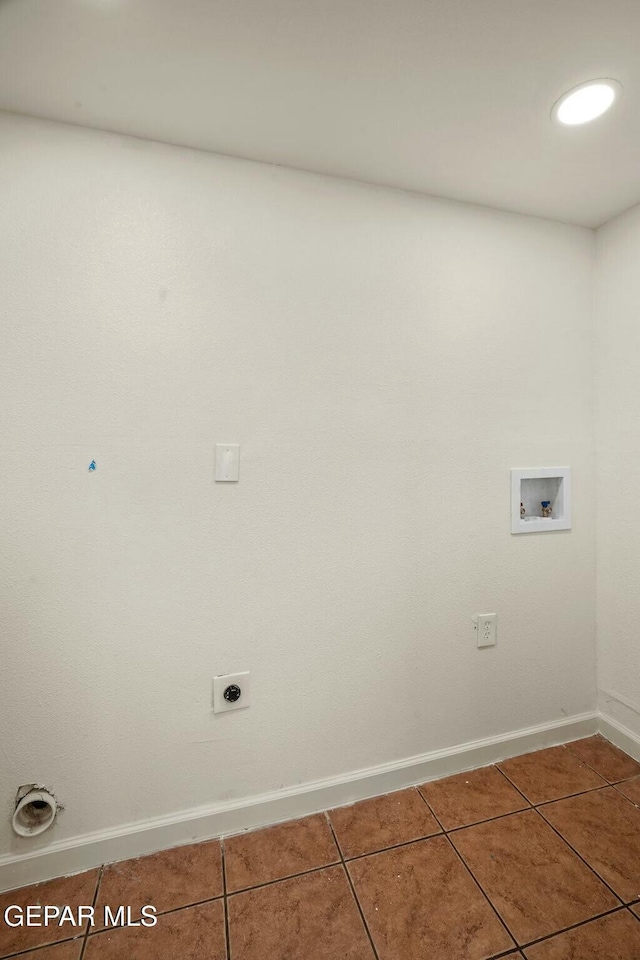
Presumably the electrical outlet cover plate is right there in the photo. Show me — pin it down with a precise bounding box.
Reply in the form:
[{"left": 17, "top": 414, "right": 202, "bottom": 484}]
[
  {"left": 474, "top": 614, "right": 497, "bottom": 648},
  {"left": 213, "top": 672, "right": 251, "bottom": 714}
]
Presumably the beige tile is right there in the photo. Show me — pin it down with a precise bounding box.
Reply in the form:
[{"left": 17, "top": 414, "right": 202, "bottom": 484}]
[
  {"left": 329, "top": 788, "right": 440, "bottom": 858},
  {"left": 524, "top": 909, "right": 640, "bottom": 959},
  {"left": 566, "top": 736, "right": 640, "bottom": 783},
  {"left": 224, "top": 814, "right": 339, "bottom": 892},
  {"left": 420, "top": 765, "right": 528, "bottom": 830},
  {"left": 0, "top": 870, "right": 98, "bottom": 957},
  {"left": 615, "top": 776, "right": 640, "bottom": 806},
  {"left": 228, "top": 865, "right": 374, "bottom": 960},
  {"left": 540, "top": 787, "right": 640, "bottom": 902},
  {"left": 84, "top": 900, "right": 225, "bottom": 960},
  {"left": 632, "top": 903, "right": 640, "bottom": 919},
  {"left": 498, "top": 746, "right": 606, "bottom": 804},
  {"left": 95, "top": 840, "right": 222, "bottom": 928},
  {"left": 451, "top": 809, "right": 618, "bottom": 943},
  {"left": 348, "top": 834, "right": 514, "bottom": 960}
]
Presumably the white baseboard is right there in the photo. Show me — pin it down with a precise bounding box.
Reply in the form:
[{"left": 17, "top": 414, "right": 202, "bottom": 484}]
[
  {"left": 0, "top": 711, "right": 598, "bottom": 894},
  {"left": 598, "top": 712, "right": 640, "bottom": 762}
]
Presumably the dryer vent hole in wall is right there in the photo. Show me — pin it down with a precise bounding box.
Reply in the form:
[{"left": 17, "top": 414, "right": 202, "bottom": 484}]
[{"left": 12, "top": 786, "right": 60, "bottom": 838}]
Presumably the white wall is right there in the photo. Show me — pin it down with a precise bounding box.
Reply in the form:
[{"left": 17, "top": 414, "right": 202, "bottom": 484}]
[
  {"left": 0, "top": 112, "right": 596, "bottom": 862},
  {"left": 595, "top": 203, "right": 640, "bottom": 737}
]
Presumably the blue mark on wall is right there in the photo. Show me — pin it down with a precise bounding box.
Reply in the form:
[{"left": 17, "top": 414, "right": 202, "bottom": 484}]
[{"left": 88, "top": 460, "right": 96, "bottom": 472}]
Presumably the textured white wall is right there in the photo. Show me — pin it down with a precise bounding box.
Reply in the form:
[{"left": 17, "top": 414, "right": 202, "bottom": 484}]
[
  {"left": 595, "top": 203, "right": 640, "bottom": 737},
  {"left": 0, "top": 112, "right": 596, "bottom": 859}
]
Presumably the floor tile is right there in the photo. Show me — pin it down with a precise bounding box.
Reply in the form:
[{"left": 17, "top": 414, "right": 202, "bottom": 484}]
[
  {"left": 347, "top": 834, "right": 514, "bottom": 960},
  {"left": 0, "top": 869, "right": 99, "bottom": 957},
  {"left": 632, "top": 903, "right": 640, "bottom": 918},
  {"left": 523, "top": 909, "right": 640, "bottom": 959},
  {"left": 419, "top": 765, "right": 528, "bottom": 830},
  {"left": 566, "top": 735, "right": 640, "bottom": 783},
  {"left": 10, "top": 943, "right": 84, "bottom": 960},
  {"left": 498, "top": 746, "right": 606, "bottom": 804},
  {"left": 450, "top": 809, "right": 618, "bottom": 944},
  {"left": 540, "top": 787, "right": 640, "bottom": 903},
  {"left": 95, "top": 839, "right": 222, "bottom": 927},
  {"left": 328, "top": 788, "right": 440, "bottom": 858},
  {"left": 84, "top": 900, "right": 225, "bottom": 960},
  {"left": 615, "top": 776, "right": 640, "bottom": 805},
  {"left": 224, "top": 814, "right": 339, "bottom": 893},
  {"left": 228, "top": 865, "right": 374, "bottom": 960}
]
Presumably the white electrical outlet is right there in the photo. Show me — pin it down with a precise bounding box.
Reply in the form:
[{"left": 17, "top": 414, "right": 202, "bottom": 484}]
[
  {"left": 212, "top": 672, "right": 251, "bottom": 714},
  {"left": 474, "top": 614, "right": 497, "bottom": 648}
]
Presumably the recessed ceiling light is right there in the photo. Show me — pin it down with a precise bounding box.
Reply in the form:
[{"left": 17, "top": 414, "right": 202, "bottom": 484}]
[{"left": 552, "top": 79, "right": 622, "bottom": 126}]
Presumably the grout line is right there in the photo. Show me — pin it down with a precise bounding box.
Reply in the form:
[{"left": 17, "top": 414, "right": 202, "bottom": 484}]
[
  {"left": 534, "top": 806, "right": 625, "bottom": 905},
  {"left": 443, "top": 833, "right": 518, "bottom": 950},
  {"left": 414, "top": 786, "right": 446, "bottom": 830},
  {"left": 468, "top": 768, "right": 626, "bottom": 911},
  {"left": 492, "top": 765, "right": 534, "bottom": 807},
  {"left": 224, "top": 859, "right": 342, "bottom": 898},
  {"left": 611, "top": 779, "right": 640, "bottom": 802},
  {"left": 79, "top": 863, "right": 103, "bottom": 960},
  {"left": 518, "top": 904, "right": 630, "bottom": 951},
  {"left": 221, "top": 838, "right": 231, "bottom": 960},
  {"left": 324, "top": 812, "right": 381, "bottom": 960},
  {"left": 84, "top": 892, "right": 226, "bottom": 936},
  {"left": 534, "top": 784, "right": 613, "bottom": 810},
  {"left": 563, "top": 736, "right": 640, "bottom": 785},
  {"left": 1, "top": 935, "right": 86, "bottom": 960},
  {"left": 496, "top": 765, "right": 610, "bottom": 812},
  {"left": 415, "top": 775, "right": 534, "bottom": 835},
  {"left": 343, "top": 831, "right": 442, "bottom": 863},
  {"left": 412, "top": 792, "right": 518, "bottom": 956},
  {"left": 417, "top": 769, "right": 632, "bottom": 951},
  {"left": 325, "top": 809, "right": 346, "bottom": 861},
  {"left": 435, "top": 808, "right": 532, "bottom": 836},
  {"left": 563, "top": 737, "right": 595, "bottom": 761},
  {"left": 493, "top": 765, "right": 531, "bottom": 793}
]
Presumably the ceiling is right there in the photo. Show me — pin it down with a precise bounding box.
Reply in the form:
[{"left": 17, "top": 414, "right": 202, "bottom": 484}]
[{"left": 1, "top": 0, "right": 639, "bottom": 227}]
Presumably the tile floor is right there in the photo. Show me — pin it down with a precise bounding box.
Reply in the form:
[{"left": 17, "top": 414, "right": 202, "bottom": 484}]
[{"left": 1, "top": 734, "right": 640, "bottom": 959}]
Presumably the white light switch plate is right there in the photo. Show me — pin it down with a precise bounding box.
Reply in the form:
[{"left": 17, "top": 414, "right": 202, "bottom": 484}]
[{"left": 215, "top": 444, "right": 239, "bottom": 482}]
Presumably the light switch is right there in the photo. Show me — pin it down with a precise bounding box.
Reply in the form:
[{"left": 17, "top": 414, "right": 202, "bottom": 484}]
[{"left": 215, "top": 444, "right": 240, "bottom": 482}]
